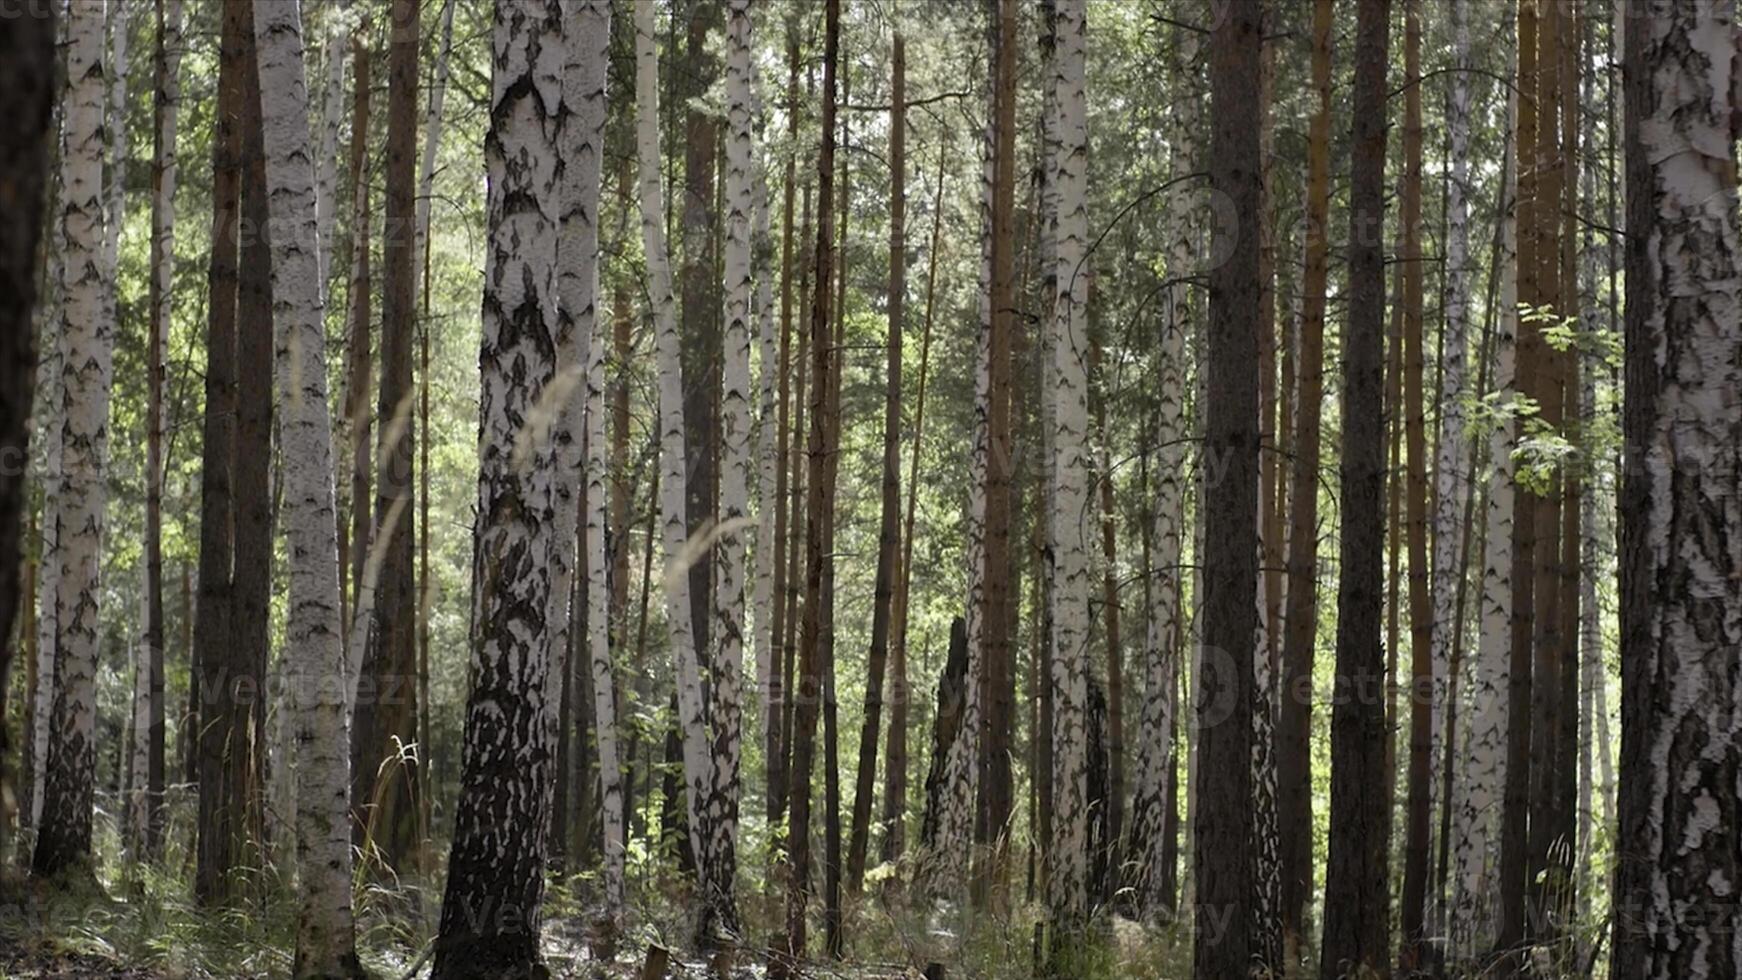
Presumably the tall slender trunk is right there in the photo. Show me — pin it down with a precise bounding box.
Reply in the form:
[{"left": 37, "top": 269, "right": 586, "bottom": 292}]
[
  {"left": 782, "top": 0, "right": 839, "bottom": 966},
  {"left": 432, "top": 3, "right": 564, "bottom": 976},
  {"left": 1425, "top": 0, "right": 1473, "bottom": 947},
  {"left": 635, "top": 0, "right": 716, "bottom": 923},
  {"left": 1318, "top": 0, "right": 1392, "bottom": 974},
  {"left": 251, "top": 0, "right": 365, "bottom": 970},
  {"left": 33, "top": 0, "right": 114, "bottom": 880},
  {"left": 884, "top": 127, "right": 946, "bottom": 877},
  {"left": 315, "top": 2, "right": 346, "bottom": 301},
  {"left": 352, "top": 0, "right": 420, "bottom": 873},
  {"left": 1278, "top": 3, "right": 1332, "bottom": 967},
  {"left": 1045, "top": 0, "right": 1094, "bottom": 962},
  {"left": 191, "top": 0, "right": 243, "bottom": 905},
  {"left": 0, "top": 0, "right": 55, "bottom": 875},
  {"left": 703, "top": 0, "right": 755, "bottom": 940},
  {"left": 339, "top": 27, "right": 373, "bottom": 657},
  {"left": 1399, "top": 1, "right": 1436, "bottom": 965},
  {"left": 847, "top": 29, "right": 905, "bottom": 895},
  {"left": 1450, "top": 74, "right": 1518, "bottom": 964},
  {"left": 566, "top": 0, "right": 623, "bottom": 923}
]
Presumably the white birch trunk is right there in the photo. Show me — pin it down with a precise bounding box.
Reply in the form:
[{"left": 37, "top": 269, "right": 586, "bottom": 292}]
[
  {"left": 703, "top": 0, "right": 754, "bottom": 937},
  {"left": 1427, "top": 0, "right": 1472, "bottom": 935},
  {"left": 1047, "top": 0, "right": 1091, "bottom": 931},
  {"left": 635, "top": 0, "right": 712, "bottom": 885},
  {"left": 565, "top": 0, "right": 624, "bottom": 919},
  {"left": 933, "top": 11, "right": 996, "bottom": 895},
  {"left": 1449, "top": 80, "right": 1517, "bottom": 961},
  {"left": 1613, "top": 5, "right": 1742, "bottom": 977},
  {"left": 33, "top": 0, "right": 114, "bottom": 877},
  {"left": 250, "top": 2, "right": 362, "bottom": 971},
  {"left": 433, "top": 3, "right": 564, "bottom": 974}
]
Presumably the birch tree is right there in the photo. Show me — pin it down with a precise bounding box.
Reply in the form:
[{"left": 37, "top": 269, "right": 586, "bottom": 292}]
[
  {"left": 432, "top": 2, "right": 564, "bottom": 976},
  {"left": 566, "top": 0, "right": 624, "bottom": 923},
  {"left": 1612, "top": 3, "right": 1742, "bottom": 977},
  {"left": 1046, "top": 0, "right": 1092, "bottom": 955},
  {"left": 703, "top": 0, "right": 755, "bottom": 939},
  {"left": 250, "top": 0, "right": 364, "bottom": 971},
  {"left": 634, "top": 0, "right": 716, "bottom": 918},
  {"left": 1449, "top": 81, "right": 1518, "bottom": 962},
  {"left": 33, "top": 0, "right": 114, "bottom": 879}
]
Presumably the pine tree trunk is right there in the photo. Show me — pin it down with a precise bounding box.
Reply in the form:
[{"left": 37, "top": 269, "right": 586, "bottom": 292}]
[
  {"left": 139, "top": 0, "right": 182, "bottom": 860},
  {"left": 314, "top": 4, "right": 345, "bottom": 300},
  {"left": 845, "top": 23, "right": 905, "bottom": 899},
  {"left": 1399, "top": 1, "right": 1437, "bottom": 964},
  {"left": 227, "top": 3, "right": 273, "bottom": 888},
  {"left": 352, "top": 0, "right": 420, "bottom": 873},
  {"left": 0, "top": 0, "right": 54, "bottom": 875},
  {"left": 1045, "top": 0, "right": 1094, "bottom": 961},
  {"left": 414, "top": 0, "right": 456, "bottom": 312},
  {"left": 1318, "top": 0, "right": 1391, "bottom": 973},
  {"left": 782, "top": 0, "right": 839, "bottom": 965},
  {"left": 1277, "top": 3, "right": 1331, "bottom": 966},
  {"left": 1613, "top": 3, "right": 1742, "bottom": 976},
  {"left": 191, "top": 0, "right": 242, "bottom": 905},
  {"left": 33, "top": 0, "right": 115, "bottom": 880},
  {"left": 680, "top": 0, "right": 721, "bottom": 672},
  {"left": 251, "top": 0, "right": 365, "bottom": 970},
  {"left": 431, "top": 3, "right": 564, "bottom": 976}
]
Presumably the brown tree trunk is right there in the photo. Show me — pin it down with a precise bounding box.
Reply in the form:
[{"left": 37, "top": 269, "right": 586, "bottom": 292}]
[
  {"left": 192, "top": 0, "right": 245, "bottom": 906},
  {"left": 846, "top": 32, "right": 905, "bottom": 895},
  {"left": 353, "top": 0, "right": 421, "bottom": 873},
  {"left": 782, "top": 0, "right": 838, "bottom": 966},
  {"left": 1194, "top": 3, "right": 1262, "bottom": 977},
  {"left": 680, "top": 0, "right": 722, "bottom": 665},
  {"left": 341, "top": 28, "right": 374, "bottom": 643},
  {"left": 1318, "top": 0, "right": 1392, "bottom": 974},
  {"left": 1399, "top": 0, "right": 1434, "bottom": 967},
  {"left": 978, "top": 0, "right": 1019, "bottom": 907},
  {"left": 768, "top": 27, "right": 801, "bottom": 833}
]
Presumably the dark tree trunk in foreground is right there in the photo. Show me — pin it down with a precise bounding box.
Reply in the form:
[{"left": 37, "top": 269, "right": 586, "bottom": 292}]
[
  {"left": 1193, "top": 1, "right": 1262, "bottom": 977},
  {"left": 0, "top": 0, "right": 54, "bottom": 871},
  {"left": 1613, "top": 3, "right": 1742, "bottom": 977},
  {"left": 1318, "top": 0, "right": 1392, "bottom": 976}
]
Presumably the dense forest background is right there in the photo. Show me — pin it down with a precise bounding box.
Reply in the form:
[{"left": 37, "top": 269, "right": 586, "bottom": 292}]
[{"left": 0, "top": 0, "right": 1735, "bottom": 978}]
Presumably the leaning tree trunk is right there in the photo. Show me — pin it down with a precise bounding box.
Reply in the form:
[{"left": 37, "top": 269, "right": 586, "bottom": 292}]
[
  {"left": 0, "top": 0, "right": 54, "bottom": 875},
  {"left": 33, "top": 0, "right": 114, "bottom": 880},
  {"left": 1046, "top": 0, "right": 1093, "bottom": 962},
  {"left": 1317, "top": 0, "right": 1392, "bottom": 975},
  {"left": 432, "top": 3, "right": 564, "bottom": 977},
  {"left": 251, "top": 0, "right": 365, "bottom": 972},
  {"left": 703, "top": 0, "right": 755, "bottom": 941},
  {"left": 1612, "top": 4, "right": 1742, "bottom": 978},
  {"left": 633, "top": 0, "right": 715, "bottom": 915}
]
